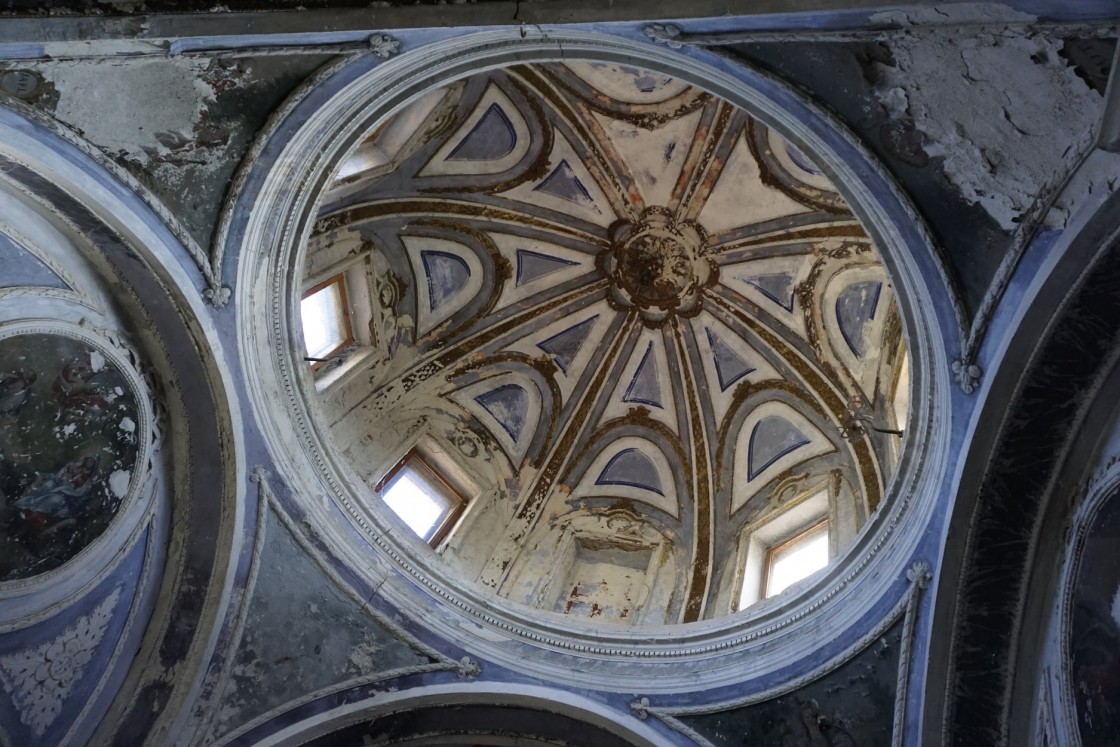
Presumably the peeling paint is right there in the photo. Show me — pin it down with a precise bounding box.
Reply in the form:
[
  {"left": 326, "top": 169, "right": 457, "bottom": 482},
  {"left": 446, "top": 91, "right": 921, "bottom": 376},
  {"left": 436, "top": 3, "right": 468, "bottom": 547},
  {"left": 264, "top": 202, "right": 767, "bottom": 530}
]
[{"left": 871, "top": 6, "right": 1115, "bottom": 230}]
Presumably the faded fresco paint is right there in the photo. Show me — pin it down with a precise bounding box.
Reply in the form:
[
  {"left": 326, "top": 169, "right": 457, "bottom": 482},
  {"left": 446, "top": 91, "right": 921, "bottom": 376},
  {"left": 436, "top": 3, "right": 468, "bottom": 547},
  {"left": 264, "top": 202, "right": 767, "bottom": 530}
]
[{"left": 0, "top": 333, "right": 140, "bottom": 580}]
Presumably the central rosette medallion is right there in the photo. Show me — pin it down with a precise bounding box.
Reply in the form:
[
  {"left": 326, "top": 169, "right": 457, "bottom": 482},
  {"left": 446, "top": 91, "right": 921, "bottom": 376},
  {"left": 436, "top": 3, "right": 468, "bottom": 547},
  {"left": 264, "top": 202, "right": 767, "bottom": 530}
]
[{"left": 602, "top": 207, "right": 716, "bottom": 324}]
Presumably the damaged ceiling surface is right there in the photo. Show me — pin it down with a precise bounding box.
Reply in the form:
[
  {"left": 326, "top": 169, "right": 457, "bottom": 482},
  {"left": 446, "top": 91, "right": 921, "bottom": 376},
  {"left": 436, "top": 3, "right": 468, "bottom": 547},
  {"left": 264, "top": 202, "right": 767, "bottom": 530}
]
[
  {"left": 0, "top": 2, "right": 1118, "bottom": 746},
  {"left": 307, "top": 61, "right": 908, "bottom": 625}
]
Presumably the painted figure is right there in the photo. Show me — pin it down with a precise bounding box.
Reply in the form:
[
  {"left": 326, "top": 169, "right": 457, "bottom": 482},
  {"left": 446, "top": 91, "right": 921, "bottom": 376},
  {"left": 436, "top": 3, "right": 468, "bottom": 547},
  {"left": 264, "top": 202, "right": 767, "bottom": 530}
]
[
  {"left": 14, "top": 456, "right": 100, "bottom": 530},
  {"left": 53, "top": 360, "right": 110, "bottom": 422},
  {"left": 0, "top": 369, "right": 35, "bottom": 416}
]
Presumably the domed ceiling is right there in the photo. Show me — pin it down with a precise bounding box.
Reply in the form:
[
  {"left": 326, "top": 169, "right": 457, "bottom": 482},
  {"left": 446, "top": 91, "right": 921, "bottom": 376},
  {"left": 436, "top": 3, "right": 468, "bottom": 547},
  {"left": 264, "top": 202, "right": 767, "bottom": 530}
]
[{"left": 303, "top": 61, "right": 909, "bottom": 625}]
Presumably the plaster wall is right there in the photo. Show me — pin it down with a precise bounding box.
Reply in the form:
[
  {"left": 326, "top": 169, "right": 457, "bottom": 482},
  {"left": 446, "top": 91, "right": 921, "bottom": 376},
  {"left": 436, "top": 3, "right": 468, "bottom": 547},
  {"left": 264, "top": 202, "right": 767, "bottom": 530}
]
[{"left": 0, "top": 6, "right": 1115, "bottom": 746}]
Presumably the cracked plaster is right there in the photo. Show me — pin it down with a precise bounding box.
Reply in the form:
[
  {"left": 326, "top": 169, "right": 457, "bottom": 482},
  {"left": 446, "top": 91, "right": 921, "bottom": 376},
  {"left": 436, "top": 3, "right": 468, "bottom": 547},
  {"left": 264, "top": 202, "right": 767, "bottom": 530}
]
[
  {"left": 3, "top": 53, "right": 330, "bottom": 248},
  {"left": 870, "top": 4, "right": 1119, "bottom": 231}
]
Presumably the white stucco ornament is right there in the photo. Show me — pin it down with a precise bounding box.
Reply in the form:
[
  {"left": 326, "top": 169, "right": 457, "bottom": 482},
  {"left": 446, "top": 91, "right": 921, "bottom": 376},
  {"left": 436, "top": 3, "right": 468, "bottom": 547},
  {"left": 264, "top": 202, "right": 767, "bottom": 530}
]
[
  {"left": 0, "top": 587, "right": 120, "bottom": 737},
  {"left": 642, "top": 23, "right": 684, "bottom": 49},
  {"left": 368, "top": 33, "right": 401, "bottom": 59}
]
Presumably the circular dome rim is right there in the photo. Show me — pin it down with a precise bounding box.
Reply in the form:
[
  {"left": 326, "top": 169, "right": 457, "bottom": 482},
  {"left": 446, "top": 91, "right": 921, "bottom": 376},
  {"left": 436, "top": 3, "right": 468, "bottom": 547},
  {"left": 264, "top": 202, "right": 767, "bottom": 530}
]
[{"left": 233, "top": 28, "right": 955, "bottom": 691}]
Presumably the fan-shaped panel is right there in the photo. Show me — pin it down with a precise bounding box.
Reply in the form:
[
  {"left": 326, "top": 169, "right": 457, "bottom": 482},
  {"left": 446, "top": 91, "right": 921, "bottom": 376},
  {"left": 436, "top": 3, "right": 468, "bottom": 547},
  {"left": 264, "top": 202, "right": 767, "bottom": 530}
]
[{"left": 572, "top": 437, "right": 680, "bottom": 518}]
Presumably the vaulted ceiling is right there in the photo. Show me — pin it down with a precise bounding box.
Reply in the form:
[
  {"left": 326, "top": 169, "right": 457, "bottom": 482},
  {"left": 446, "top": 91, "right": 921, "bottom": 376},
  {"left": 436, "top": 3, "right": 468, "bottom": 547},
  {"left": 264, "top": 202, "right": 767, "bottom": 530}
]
[{"left": 307, "top": 60, "right": 909, "bottom": 623}]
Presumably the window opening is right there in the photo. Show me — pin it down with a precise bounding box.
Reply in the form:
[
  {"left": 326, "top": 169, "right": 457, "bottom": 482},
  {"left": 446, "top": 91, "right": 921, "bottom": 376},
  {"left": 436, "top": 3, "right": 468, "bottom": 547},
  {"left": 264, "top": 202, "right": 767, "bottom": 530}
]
[
  {"left": 892, "top": 348, "right": 911, "bottom": 431},
  {"left": 301, "top": 274, "right": 353, "bottom": 365},
  {"left": 762, "top": 520, "right": 829, "bottom": 598},
  {"left": 376, "top": 452, "right": 466, "bottom": 546}
]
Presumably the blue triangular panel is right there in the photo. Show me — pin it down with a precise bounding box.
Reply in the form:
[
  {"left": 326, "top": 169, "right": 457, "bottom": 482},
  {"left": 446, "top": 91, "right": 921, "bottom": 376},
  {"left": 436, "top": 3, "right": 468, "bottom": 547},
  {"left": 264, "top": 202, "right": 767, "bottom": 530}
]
[
  {"left": 596, "top": 448, "right": 664, "bottom": 495},
  {"left": 533, "top": 160, "right": 598, "bottom": 210},
  {"left": 537, "top": 316, "right": 598, "bottom": 374},
  {"left": 744, "top": 273, "right": 796, "bottom": 312},
  {"left": 446, "top": 103, "right": 517, "bottom": 162},
  {"left": 420, "top": 250, "right": 471, "bottom": 312},
  {"left": 786, "top": 140, "right": 823, "bottom": 175},
  {"left": 0, "top": 232, "right": 67, "bottom": 290},
  {"left": 474, "top": 384, "right": 530, "bottom": 443},
  {"left": 516, "top": 249, "right": 579, "bottom": 286},
  {"left": 749, "top": 416, "right": 811, "bottom": 480},
  {"left": 835, "top": 280, "right": 883, "bottom": 357},
  {"left": 706, "top": 327, "right": 755, "bottom": 391},
  {"left": 623, "top": 342, "right": 662, "bottom": 408}
]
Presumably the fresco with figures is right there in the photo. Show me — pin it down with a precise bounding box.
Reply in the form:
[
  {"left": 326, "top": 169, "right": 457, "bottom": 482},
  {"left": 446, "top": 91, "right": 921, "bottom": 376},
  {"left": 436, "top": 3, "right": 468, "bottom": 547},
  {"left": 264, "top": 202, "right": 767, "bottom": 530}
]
[{"left": 0, "top": 333, "right": 140, "bottom": 581}]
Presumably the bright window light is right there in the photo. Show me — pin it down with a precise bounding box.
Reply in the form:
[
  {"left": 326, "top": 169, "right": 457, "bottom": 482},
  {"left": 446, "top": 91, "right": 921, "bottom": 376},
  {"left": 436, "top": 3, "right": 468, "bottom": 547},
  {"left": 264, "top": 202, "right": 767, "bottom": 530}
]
[
  {"left": 301, "top": 276, "right": 352, "bottom": 360},
  {"left": 383, "top": 472, "right": 449, "bottom": 541},
  {"left": 764, "top": 521, "right": 829, "bottom": 598},
  {"left": 378, "top": 453, "right": 465, "bottom": 546},
  {"left": 892, "top": 348, "right": 911, "bottom": 431}
]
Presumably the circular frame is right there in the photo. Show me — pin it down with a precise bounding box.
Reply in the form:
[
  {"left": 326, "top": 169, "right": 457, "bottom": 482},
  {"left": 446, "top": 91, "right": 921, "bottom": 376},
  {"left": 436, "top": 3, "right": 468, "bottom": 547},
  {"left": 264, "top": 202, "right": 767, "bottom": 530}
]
[
  {"left": 233, "top": 28, "right": 956, "bottom": 693},
  {"left": 0, "top": 319, "right": 156, "bottom": 607}
]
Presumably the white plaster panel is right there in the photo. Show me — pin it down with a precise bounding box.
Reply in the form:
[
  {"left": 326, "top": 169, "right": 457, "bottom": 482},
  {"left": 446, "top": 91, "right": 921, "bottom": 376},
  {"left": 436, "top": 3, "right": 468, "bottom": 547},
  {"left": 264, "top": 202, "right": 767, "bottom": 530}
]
[
  {"left": 506, "top": 301, "right": 613, "bottom": 403},
  {"left": 563, "top": 61, "right": 690, "bottom": 104},
  {"left": 600, "top": 329, "right": 678, "bottom": 436},
  {"left": 402, "top": 234, "right": 485, "bottom": 335},
  {"left": 698, "top": 133, "right": 811, "bottom": 234},
  {"left": 821, "top": 265, "right": 891, "bottom": 398},
  {"left": 595, "top": 107, "right": 703, "bottom": 209},
  {"left": 448, "top": 372, "right": 543, "bottom": 468},
  {"left": 499, "top": 131, "right": 615, "bottom": 228},
  {"left": 767, "top": 128, "right": 837, "bottom": 193},
  {"left": 571, "top": 436, "right": 679, "bottom": 518},
  {"left": 719, "top": 253, "right": 813, "bottom": 338},
  {"left": 489, "top": 232, "right": 597, "bottom": 310},
  {"left": 337, "top": 87, "right": 448, "bottom": 180},
  {"left": 688, "top": 311, "right": 781, "bottom": 426}
]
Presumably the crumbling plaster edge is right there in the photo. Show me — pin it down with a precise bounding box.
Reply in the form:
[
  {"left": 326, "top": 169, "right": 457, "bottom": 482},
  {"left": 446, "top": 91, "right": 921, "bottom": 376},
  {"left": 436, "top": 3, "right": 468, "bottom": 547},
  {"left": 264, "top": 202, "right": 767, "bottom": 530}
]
[{"left": 0, "top": 92, "right": 218, "bottom": 298}]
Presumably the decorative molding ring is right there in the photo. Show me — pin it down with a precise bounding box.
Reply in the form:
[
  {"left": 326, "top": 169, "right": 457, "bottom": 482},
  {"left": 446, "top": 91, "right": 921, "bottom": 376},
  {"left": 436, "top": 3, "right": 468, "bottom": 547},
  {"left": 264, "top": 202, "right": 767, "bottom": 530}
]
[
  {"left": 0, "top": 319, "right": 157, "bottom": 622},
  {"left": 232, "top": 27, "right": 957, "bottom": 694},
  {"left": 630, "top": 561, "right": 931, "bottom": 747},
  {"left": 1051, "top": 455, "right": 1120, "bottom": 747}
]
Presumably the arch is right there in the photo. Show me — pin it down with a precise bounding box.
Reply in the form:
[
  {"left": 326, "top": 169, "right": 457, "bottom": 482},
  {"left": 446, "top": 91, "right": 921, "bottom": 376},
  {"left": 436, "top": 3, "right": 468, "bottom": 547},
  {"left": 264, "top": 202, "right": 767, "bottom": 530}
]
[
  {"left": 930, "top": 189, "right": 1120, "bottom": 746},
  {"left": 0, "top": 103, "right": 244, "bottom": 745},
  {"left": 242, "top": 683, "right": 671, "bottom": 746}
]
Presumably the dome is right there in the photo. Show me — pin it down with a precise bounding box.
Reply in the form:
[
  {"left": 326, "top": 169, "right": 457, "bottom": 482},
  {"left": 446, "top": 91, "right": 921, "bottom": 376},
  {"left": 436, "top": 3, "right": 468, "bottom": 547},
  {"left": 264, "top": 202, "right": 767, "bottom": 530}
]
[{"left": 298, "top": 59, "right": 910, "bottom": 626}]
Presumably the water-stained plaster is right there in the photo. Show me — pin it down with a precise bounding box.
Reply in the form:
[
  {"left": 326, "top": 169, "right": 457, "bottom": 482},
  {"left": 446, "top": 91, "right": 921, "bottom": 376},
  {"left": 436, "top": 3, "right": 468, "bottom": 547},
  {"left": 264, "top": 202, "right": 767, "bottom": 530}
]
[
  {"left": 210, "top": 510, "right": 432, "bottom": 741},
  {"left": 2, "top": 53, "right": 332, "bottom": 249}
]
